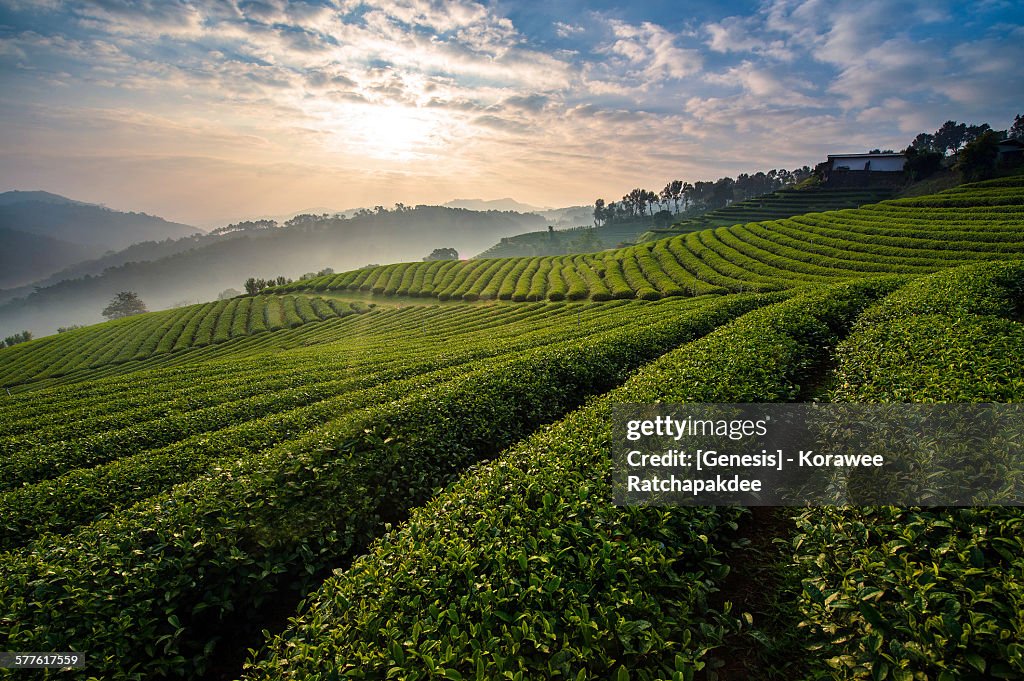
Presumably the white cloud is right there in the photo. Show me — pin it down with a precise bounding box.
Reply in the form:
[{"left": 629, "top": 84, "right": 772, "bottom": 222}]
[
  {"left": 827, "top": 37, "right": 947, "bottom": 108},
  {"left": 705, "top": 61, "right": 817, "bottom": 105},
  {"left": 706, "top": 16, "right": 767, "bottom": 53},
  {"left": 604, "top": 20, "right": 702, "bottom": 82},
  {"left": 554, "top": 21, "right": 584, "bottom": 38}
]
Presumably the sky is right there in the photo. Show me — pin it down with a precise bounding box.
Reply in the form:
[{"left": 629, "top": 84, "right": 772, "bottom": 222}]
[{"left": 0, "top": 0, "right": 1021, "bottom": 227}]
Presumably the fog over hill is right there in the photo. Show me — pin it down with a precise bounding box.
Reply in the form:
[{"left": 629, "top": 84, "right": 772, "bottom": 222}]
[
  {"left": 0, "top": 205, "right": 545, "bottom": 337},
  {"left": 0, "top": 191, "right": 203, "bottom": 288}
]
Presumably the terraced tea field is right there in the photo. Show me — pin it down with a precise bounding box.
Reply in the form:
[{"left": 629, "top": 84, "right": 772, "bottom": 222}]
[
  {"left": 1, "top": 176, "right": 1022, "bottom": 680},
  {"left": 639, "top": 185, "right": 896, "bottom": 241},
  {"left": 275, "top": 178, "right": 1023, "bottom": 302}
]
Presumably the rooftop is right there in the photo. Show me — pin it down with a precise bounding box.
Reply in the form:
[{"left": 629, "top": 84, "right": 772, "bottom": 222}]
[{"left": 827, "top": 152, "right": 906, "bottom": 159}]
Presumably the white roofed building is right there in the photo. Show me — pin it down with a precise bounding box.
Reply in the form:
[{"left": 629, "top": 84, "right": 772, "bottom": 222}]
[{"left": 823, "top": 152, "right": 907, "bottom": 187}]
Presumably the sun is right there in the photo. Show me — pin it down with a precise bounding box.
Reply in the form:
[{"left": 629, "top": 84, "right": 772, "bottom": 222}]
[{"left": 325, "top": 102, "right": 449, "bottom": 161}]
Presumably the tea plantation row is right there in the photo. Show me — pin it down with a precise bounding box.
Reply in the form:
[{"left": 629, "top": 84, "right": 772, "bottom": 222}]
[
  {"left": 0, "top": 294, "right": 773, "bottom": 679},
  {"left": 243, "top": 278, "right": 903, "bottom": 680},
  {"left": 0, "top": 295, "right": 370, "bottom": 388},
  {"left": 243, "top": 264, "right": 1024, "bottom": 681},
  {"left": 790, "top": 262, "right": 1024, "bottom": 680}
]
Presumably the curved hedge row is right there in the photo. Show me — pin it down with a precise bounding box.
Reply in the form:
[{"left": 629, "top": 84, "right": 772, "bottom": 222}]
[
  {"left": 243, "top": 278, "right": 902, "bottom": 681},
  {"left": 790, "top": 262, "right": 1024, "bottom": 680},
  {"left": 0, "top": 295, "right": 363, "bottom": 388},
  {"left": 0, "top": 295, "right": 769, "bottom": 680}
]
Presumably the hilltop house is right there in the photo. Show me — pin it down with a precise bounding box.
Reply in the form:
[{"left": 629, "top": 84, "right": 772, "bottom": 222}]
[
  {"left": 822, "top": 152, "right": 907, "bottom": 188},
  {"left": 997, "top": 138, "right": 1024, "bottom": 165}
]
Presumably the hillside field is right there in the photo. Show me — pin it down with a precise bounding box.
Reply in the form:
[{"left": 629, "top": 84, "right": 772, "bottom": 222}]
[{"left": 0, "top": 176, "right": 1023, "bottom": 680}]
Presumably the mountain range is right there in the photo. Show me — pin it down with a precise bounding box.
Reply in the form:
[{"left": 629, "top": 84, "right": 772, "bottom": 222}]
[{"left": 0, "top": 191, "right": 202, "bottom": 289}]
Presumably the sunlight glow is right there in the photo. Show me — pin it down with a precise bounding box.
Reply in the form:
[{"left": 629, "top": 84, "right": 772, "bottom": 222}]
[{"left": 323, "top": 103, "right": 451, "bottom": 161}]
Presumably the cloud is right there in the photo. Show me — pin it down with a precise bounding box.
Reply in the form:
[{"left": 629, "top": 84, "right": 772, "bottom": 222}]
[
  {"left": 704, "top": 61, "right": 817, "bottom": 105},
  {"left": 348, "top": 0, "right": 490, "bottom": 34},
  {"left": 826, "top": 37, "right": 947, "bottom": 108},
  {"left": 1, "top": 0, "right": 1021, "bottom": 221},
  {"left": 705, "top": 16, "right": 792, "bottom": 60},
  {"left": 604, "top": 20, "right": 702, "bottom": 82},
  {"left": 554, "top": 21, "right": 584, "bottom": 38}
]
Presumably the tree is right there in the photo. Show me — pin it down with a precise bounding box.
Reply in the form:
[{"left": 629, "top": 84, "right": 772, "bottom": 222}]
[
  {"left": 710, "top": 177, "right": 735, "bottom": 210},
  {"left": 244, "top": 277, "right": 266, "bottom": 295},
  {"left": 424, "top": 247, "right": 459, "bottom": 261},
  {"left": 218, "top": 288, "right": 241, "bottom": 299},
  {"left": 911, "top": 132, "right": 936, "bottom": 152},
  {"left": 652, "top": 209, "right": 674, "bottom": 229},
  {"left": 3, "top": 330, "right": 32, "bottom": 348},
  {"left": 593, "top": 198, "right": 606, "bottom": 227},
  {"left": 933, "top": 120, "right": 968, "bottom": 155},
  {"left": 644, "top": 189, "right": 658, "bottom": 216},
  {"left": 963, "top": 123, "right": 992, "bottom": 147},
  {"left": 668, "top": 180, "right": 684, "bottom": 213},
  {"left": 1010, "top": 114, "right": 1024, "bottom": 141},
  {"left": 956, "top": 130, "right": 1000, "bottom": 182},
  {"left": 624, "top": 188, "right": 645, "bottom": 217},
  {"left": 102, "top": 291, "right": 147, "bottom": 320},
  {"left": 903, "top": 145, "right": 943, "bottom": 181}
]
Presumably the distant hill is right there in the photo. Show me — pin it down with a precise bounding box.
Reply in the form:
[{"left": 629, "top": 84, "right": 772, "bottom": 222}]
[
  {"left": 0, "top": 228, "right": 95, "bottom": 290},
  {"left": 0, "top": 190, "right": 92, "bottom": 207},
  {"left": 444, "top": 198, "right": 546, "bottom": 213},
  {"left": 0, "top": 205, "right": 545, "bottom": 336},
  {"left": 537, "top": 205, "right": 593, "bottom": 227},
  {"left": 0, "top": 192, "right": 202, "bottom": 250},
  {"left": 0, "top": 230, "right": 244, "bottom": 304},
  {"left": 0, "top": 191, "right": 203, "bottom": 288}
]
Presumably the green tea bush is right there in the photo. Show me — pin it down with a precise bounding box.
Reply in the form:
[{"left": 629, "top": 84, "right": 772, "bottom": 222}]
[
  {"left": 245, "top": 280, "right": 899, "bottom": 681},
  {"left": 791, "top": 262, "right": 1024, "bottom": 680},
  {"left": 0, "top": 295, "right": 769, "bottom": 680}
]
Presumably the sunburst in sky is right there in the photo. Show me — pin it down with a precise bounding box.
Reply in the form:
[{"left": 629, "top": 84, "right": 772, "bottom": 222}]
[{"left": 1, "top": 0, "right": 1021, "bottom": 226}]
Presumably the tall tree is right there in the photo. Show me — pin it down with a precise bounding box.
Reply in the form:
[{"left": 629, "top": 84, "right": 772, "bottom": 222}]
[
  {"left": 903, "top": 145, "right": 943, "bottom": 180},
  {"left": 911, "top": 132, "right": 936, "bottom": 152},
  {"left": 934, "top": 120, "right": 969, "bottom": 155},
  {"left": 1009, "top": 114, "right": 1024, "bottom": 141},
  {"left": 710, "top": 177, "right": 735, "bottom": 210},
  {"left": 963, "top": 123, "right": 992, "bottom": 146},
  {"left": 670, "top": 180, "right": 684, "bottom": 213},
  {"left": 680, "top": 182, "right": 693, "bottom": 211},
  {"left": 659, "top": 183, "right": 674, "bottom": 213},
  {"left": 624, "top": 188, "right": 647, "bottom": 217},
  {"left": 244, "top": 277, "right": 265, "bottom": 295},
  {"left": 644, "top": 189, "right": 658, "bottom": 216}
]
